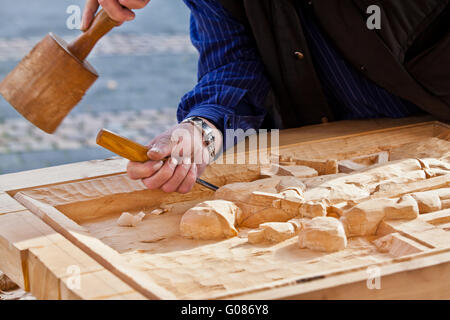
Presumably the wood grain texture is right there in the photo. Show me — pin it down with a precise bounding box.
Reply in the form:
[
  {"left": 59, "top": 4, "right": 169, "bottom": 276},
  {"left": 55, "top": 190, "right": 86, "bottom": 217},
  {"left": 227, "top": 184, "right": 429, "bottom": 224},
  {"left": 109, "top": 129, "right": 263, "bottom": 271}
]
[
  {"left": 0, "top": 158, "right": 129, "bottom": 193},
  {"left": 371, "top": 174, "right": 450, "bottom": 199},
  {"left": 0, "top": 192, "right": 26, "bottom": 215},
  {"left": 0, "top": 33, "right": 98, "bottom": 133},
  {"left": 373, "top": 233, "right": 429, "bottom": 257},
  {"left": 68, "top": 10, "right": 119, "bottom": 61},
  {"left": 1, "top": 118, "right": 449, "bottom": 300},
  {"left": 14, "top": 163, "right": 261, "bottom": 223},
  {"left": 420, "top": 209, "right": 450, "bottom": 225},
  {"left": 0, "top": 211, "right": 30, "bottom": 289},
  {"left": 226, "top": 248, "right": 450, "bottom": 300},
  {"left": 377, "top": 219, "right": 450, "bottom": 249},
  {"left": 0, "top": 210, "right": 144, "bottom": 300},
  {"left": 97, "top": 129, "right": 149, "bottom": 163},
  {"left": 0, "top": 10, "right": 118, "bottom": 133},
  {"left": 15, "top": 193, "right": 177, "bottom": 300},
  {"left": 0, "top": 119, "right": 444, "bottom": 193},
  {"left": 11, "top": 175, "right": 406, "bottom": 299},
  {"left": 276, "top": 116, "right": 439, "bottom": 148},
  {"left": 275, "top": 121, "right": 447, "bottom": 162},
  {"left": 14, "top": 182, "right": 450, "bottom": 299}
]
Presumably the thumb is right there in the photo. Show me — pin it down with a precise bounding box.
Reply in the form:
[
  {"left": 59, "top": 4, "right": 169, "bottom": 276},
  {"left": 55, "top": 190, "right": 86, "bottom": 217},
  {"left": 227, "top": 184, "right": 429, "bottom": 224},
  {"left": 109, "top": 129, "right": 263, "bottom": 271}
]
[{"left": 147, "top": 132, "right": 176, "bottom": 161}]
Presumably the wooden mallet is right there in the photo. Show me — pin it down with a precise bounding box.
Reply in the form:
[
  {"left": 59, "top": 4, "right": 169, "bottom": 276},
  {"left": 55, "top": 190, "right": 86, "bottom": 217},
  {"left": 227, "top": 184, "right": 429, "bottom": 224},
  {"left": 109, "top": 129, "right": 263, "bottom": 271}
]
[
  {"left": 0, "top": 10, "right": 119, "bottom": 134},
  {"left": 96, "top": 129, "right": 219, "bottom": 192}
]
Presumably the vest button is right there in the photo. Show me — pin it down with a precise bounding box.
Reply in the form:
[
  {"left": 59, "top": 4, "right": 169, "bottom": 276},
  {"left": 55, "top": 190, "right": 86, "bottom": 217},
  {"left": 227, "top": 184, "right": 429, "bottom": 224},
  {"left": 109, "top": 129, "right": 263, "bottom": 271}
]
[
  {"left": 321, "top": 117, "right": 329, "bottom": 123},
  {"left": 294, "top": 51, "right": 304, "bottom": 60},
  {"left": 360, "top": 65, "right": 367, "bottom": 72}
]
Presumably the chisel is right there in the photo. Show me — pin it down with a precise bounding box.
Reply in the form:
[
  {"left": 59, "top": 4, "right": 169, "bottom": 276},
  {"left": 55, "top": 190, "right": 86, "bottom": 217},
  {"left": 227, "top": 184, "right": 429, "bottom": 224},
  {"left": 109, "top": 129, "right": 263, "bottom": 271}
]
[{"left": 96, "top": 129, "right": 219, "bottom": 192}]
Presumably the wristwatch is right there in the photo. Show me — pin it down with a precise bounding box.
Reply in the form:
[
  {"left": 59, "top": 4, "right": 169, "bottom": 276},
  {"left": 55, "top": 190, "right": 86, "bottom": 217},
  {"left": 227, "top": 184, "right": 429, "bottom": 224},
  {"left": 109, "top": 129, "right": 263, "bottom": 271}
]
[{"left": 181, "top": 116, "right": 216, "bottom": 161}]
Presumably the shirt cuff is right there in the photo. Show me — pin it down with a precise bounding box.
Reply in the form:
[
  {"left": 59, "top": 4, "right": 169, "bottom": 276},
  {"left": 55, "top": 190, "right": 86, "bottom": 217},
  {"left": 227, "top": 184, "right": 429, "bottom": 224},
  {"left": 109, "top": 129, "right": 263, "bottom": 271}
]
[{"left": 178, "top": 104, "right": 229, "bottom": 134}]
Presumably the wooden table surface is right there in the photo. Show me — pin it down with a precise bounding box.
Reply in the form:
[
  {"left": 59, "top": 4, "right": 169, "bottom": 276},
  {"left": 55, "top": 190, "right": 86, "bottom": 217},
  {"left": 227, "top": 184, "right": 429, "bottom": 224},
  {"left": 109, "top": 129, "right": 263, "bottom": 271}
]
[{"left": 0, "top": 116, "right": 449, "bottom": 300}]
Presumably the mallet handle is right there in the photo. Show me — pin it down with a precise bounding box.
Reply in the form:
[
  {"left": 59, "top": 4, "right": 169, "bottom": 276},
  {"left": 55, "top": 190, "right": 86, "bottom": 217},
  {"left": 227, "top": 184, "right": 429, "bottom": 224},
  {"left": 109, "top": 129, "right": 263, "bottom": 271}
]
[
  {"left": 96, "top": 129, "right": 219, "bottom": 192},
  {"left": 68, "top": 9, "right": 120, "bottom": 61}
]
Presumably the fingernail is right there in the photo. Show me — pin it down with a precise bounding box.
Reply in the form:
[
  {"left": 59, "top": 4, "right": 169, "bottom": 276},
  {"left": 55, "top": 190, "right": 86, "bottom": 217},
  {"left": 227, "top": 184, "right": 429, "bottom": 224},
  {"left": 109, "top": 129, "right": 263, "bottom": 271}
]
[
  {"left": 149, "top": 146, "right": 162, "bottom": 154},
  {"left": 153, "top": 161, "right": 164, "bottom": 170},
  {"left": 170, "top": 158, "right": 179, "bottom": 166}
]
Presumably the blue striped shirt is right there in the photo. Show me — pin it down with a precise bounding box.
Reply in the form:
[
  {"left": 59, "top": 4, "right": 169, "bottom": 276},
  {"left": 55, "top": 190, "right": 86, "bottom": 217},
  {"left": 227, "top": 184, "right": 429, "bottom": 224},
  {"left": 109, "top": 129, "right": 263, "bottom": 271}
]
[
  {"left": 296, "top": 3, "right": 420, "bottom": 120},
  {"left": 178, "top": 0, "right": 420, "bottom": 135}
]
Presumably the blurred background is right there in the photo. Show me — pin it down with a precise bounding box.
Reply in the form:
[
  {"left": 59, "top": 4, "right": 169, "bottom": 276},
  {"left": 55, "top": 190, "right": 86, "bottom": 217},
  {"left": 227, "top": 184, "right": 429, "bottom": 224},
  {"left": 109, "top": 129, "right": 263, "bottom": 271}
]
[{"left": 0, "top": 0, "right": 198, "bottom": 174}]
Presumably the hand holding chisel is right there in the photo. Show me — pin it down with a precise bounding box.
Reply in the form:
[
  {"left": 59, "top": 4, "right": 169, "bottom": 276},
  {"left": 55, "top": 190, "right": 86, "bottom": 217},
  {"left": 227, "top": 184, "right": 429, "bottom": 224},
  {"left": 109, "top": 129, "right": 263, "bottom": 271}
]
[{"left": 96, "top": 129, "right": 219, "bottom": 192}]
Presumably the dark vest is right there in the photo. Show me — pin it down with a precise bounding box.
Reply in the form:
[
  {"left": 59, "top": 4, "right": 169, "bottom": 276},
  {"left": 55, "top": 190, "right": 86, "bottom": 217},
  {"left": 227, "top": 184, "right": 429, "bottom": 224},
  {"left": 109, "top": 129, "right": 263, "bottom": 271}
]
[{"left": 219, "top": 0, "right": 450, "bottom": 128}]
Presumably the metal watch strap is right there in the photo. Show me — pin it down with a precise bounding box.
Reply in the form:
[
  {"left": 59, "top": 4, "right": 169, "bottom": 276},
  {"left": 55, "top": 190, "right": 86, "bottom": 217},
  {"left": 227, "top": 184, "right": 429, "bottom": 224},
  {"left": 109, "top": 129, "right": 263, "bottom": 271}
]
[{"left": 181, "top": 117, "right": 216, "bottom": 161}]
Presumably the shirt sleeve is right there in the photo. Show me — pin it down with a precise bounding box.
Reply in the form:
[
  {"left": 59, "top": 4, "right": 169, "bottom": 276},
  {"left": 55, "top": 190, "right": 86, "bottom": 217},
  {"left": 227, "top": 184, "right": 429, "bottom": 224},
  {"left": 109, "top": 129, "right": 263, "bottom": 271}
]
[{"left": 178, "top": 0, "right": 271, "bottom": 137}]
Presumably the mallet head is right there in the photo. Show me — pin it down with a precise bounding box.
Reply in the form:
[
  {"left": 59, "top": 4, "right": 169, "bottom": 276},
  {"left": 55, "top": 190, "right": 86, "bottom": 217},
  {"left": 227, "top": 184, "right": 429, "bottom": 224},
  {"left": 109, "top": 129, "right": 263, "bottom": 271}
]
[
  {"left": 0, "top": 33, "right": 98, "bottom": 133},
  {"left": 0, "top": 9, "right": 118, "bottom": 134}
]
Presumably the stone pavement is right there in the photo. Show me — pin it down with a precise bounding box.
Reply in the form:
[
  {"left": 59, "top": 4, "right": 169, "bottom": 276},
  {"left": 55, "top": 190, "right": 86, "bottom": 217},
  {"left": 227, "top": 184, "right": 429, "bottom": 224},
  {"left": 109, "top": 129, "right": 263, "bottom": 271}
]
[
  {"left": 0, "top": 33, "right": 196, "bottom": 63},
  {"left": 0, "top": 108, "right": 177, "bottom": 174}
]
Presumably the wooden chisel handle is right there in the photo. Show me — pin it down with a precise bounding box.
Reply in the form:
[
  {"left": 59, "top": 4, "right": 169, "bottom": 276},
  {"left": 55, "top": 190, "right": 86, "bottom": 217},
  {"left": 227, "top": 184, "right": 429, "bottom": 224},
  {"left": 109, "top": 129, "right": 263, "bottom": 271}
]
[{"left": 96, "top": 129, "right": 219, "bottom": 191}]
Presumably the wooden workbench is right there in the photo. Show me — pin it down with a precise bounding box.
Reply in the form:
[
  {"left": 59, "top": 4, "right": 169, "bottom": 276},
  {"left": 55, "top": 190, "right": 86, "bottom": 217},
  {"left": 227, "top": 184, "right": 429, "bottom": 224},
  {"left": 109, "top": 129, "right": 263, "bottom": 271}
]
[{"left": 0, "top": 116, "right": 449, "bottom": 300}]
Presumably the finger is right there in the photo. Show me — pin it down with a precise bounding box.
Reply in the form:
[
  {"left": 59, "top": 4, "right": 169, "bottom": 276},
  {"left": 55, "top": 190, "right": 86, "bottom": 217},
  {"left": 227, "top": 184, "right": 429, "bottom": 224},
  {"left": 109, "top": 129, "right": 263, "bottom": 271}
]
[
  {"left": 141, "top": 158, "right": 178, "bottom": 190},
  {"left": 127, "top": 160, "right": 164, "bottom": 180},
  {"left": 81, "top": 0, "right": 99, "bottom": 31},
  {"left": 181, "top": 122, "right": 205, "bottom": 165},
  {"left": 177, "top": 164, "right": 198, "bottom": 194},
  {"left": 98, "top": 0, "right": 135, "bottom": 22},
  {"left": 196, "top": 162, "right": 208, "bottom": 178},
  {"left": 147, "top": 132, "right": 177, "bottom": 161},
  {"left": 160, "top": 163, "right": 191, "bottom": 193},
  {"left": 169, "top": 124, "right": 197, "bottom": 163},
  {"left": 118, "top": 0, "right": 150, "bottom": 9}
]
